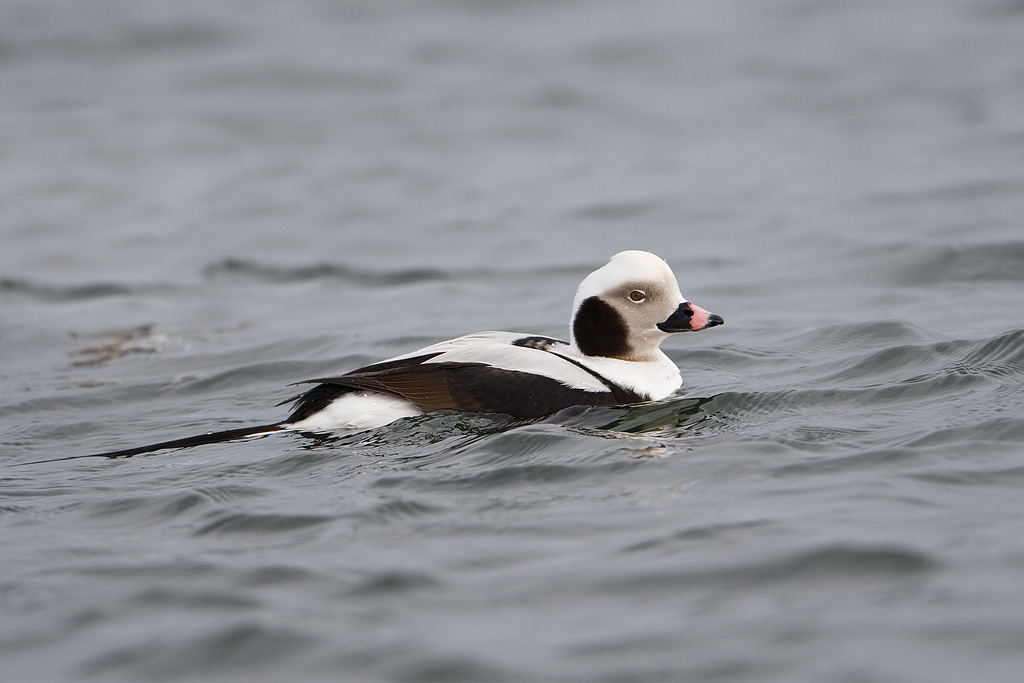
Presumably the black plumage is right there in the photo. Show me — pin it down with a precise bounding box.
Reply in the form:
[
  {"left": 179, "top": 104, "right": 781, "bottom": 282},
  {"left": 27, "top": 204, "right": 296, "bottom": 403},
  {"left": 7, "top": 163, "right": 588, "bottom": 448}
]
[{"left": 285, "top": 348, "right": 644, "bottom": 421}]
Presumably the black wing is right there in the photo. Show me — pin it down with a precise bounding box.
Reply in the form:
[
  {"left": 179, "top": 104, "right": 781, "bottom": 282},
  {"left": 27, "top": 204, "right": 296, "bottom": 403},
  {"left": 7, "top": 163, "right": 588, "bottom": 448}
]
[{"left": 283, "top": 352, "right": 636, "bottom": 421}]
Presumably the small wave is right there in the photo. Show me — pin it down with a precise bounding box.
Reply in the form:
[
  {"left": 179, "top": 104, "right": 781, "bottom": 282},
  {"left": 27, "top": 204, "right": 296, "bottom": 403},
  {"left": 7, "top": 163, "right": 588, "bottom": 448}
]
[
  {"left": 80, "top": 622, "right": 316, "bottom": 679},
  {"left": 202, "top": 258, "right": 451, "bottom": 285},
  {"left": 829, "top": 328, "right": 1024, "bottom": 397},
  {"left": 684, "top": 326, "right": 1024, "bottom": 467},
  {"left": 868, "top": 178, "right": 1024, "bottom": 204},
  {"left": 342, "top": 570, "right": 442, "bottom": 597},
  {"left": 816, "top": 342, "right": 954, "bottom": 386},
  {"left": 769, "top": 447, "right": 918, "bottom": 475},
  {"left": 894, "top": 242, "right": 1024, "bottom": 285},
  {"left": 84, "top": 491, "right": 206, "bottom": 522},
  {"left": 238, "top": 565, "right": 321, "bottom": 587},
  {"left": 902, "top": 416, "right": 1024, "bottom": 448},
  {"left": 177, "top": 359, "right": 325, "bottom": 393},
  {"left": 571, "top": 197, "right": 662, "bottom": 220},
  {"left": 387, "top": 655, "right": 511, "bottom": 683},
  {"left": 696, "top": 321, "right": 938, "bottom": 381},
  {"left": 194, "top": 511, "right": 334, "bottom": 536},
  {"left": 345, "top": 498, "right": 447, "bottom": 525},
  {"left": 132, "top": 586, "right": 259, "bottom": 610},
  {"left": 731, "top": 327, "right": 1024, "bottom": 397},
  {"left": 603, "top": 544, "right": 937, "bottom": 593},
  {"left": 621, "top": 520, "right": 771, "bottom": 552},
  {"left": 955, "top": 328, "right": 1024, "bottom": 380},
  {"left": 201, "top": 258, "right": 606, "bottom": 288},
  {"left": 784, "top": 320, "right": 937, "bottom": 355},
  {"left": 384, "top": 462, "right": 591, "bottom": 491},
  {"left": 736, "top": 543, "right": 938, "bottom": 580},
  {"left": 0, "top": 277, "right": 140, "bottom": 301},
  {"left": 912, "top": 463, "right": 1024, "bottom": 487}
]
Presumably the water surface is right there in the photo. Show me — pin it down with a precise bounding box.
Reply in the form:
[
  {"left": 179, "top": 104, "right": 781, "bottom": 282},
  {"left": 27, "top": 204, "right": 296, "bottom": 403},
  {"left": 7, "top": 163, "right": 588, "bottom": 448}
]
[{"left": 2, "top": 1, "right": 1023, "bottom": 680}]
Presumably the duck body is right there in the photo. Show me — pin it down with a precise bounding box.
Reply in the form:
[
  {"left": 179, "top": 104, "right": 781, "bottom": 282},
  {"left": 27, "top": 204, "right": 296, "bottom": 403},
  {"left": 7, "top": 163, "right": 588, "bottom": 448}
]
[
  {"left": 284, "top": 331, "right": 653, "bottom": 431},
  {"left": 284, "top": 250, "right": 722, "bottom": 431}
]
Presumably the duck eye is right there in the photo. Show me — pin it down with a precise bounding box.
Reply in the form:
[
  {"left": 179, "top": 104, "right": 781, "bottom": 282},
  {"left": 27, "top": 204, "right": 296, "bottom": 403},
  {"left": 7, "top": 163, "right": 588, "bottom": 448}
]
[{"left": 629, "top": 290, "right": 646, "bottom": 302}]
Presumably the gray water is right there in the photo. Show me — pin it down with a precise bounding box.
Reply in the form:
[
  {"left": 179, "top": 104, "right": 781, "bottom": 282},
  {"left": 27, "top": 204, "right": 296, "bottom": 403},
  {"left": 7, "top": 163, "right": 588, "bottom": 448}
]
[{"left": 2, "top": 0, "right": 1023, "bottom": 680}]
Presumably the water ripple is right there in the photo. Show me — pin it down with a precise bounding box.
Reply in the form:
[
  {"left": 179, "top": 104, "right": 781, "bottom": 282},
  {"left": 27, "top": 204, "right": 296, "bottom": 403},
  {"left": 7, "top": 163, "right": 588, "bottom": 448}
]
[
  {"left": 895, "top": 242, "right": 1024, "bottom": 285},
  {"left": 0, "top": 277, "right": 146, "bottom": 301},
  {"left": 80, "top": 622, "right": 316, "bottom": 679},
  {"left": 602, "top": 544, "right": 938, "bottom": 592},
  {"left": 202, "top": 258, "right": 450, "bottom": 286},
  {"left": 194, "top": 512, "right": 334, "bottom": 536}
]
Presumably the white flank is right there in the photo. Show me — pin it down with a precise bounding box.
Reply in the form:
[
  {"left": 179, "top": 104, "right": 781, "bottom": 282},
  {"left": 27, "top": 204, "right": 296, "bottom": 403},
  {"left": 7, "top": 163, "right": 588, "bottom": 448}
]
[{"left": 288, "top": 392, "right": 421, "bottom": 432}]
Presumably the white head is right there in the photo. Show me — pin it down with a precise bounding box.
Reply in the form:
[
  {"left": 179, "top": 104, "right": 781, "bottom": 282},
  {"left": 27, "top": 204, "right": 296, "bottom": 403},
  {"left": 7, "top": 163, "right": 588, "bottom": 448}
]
[{"left": 570, "top": 250, "right": 722, "bottom": 361}]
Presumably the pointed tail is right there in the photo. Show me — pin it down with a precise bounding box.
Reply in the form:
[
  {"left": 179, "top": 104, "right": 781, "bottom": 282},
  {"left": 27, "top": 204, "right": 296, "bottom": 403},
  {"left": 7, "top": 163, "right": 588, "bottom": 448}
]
[{"left": 15, "top": 422, "right": 287, "bottom": 466}]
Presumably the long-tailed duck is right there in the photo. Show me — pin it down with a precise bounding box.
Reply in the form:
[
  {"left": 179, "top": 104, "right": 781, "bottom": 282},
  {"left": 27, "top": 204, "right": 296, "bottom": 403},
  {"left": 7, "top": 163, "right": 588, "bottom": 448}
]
[{"left": 33, "top": 250, "right": 722, "bottom": 463}]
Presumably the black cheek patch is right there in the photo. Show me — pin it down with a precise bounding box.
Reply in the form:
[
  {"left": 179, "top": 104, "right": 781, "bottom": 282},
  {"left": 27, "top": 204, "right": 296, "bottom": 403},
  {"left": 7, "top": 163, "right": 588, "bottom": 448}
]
[{"left": 573, "top": 296, "right": 630, "bottom": 358}]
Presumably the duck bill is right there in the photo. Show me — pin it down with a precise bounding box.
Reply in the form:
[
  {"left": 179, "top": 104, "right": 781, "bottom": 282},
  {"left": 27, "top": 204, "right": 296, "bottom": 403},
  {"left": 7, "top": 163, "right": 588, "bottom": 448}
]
[{"left": 657, "top": 302, "right": 724, "bottom": 333}]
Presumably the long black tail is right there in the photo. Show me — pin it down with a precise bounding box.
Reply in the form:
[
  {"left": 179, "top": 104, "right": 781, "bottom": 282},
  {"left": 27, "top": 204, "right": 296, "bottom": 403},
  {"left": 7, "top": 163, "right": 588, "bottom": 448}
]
[{"left": 15, "top": 422, "right": 287, "bottom": 466}]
